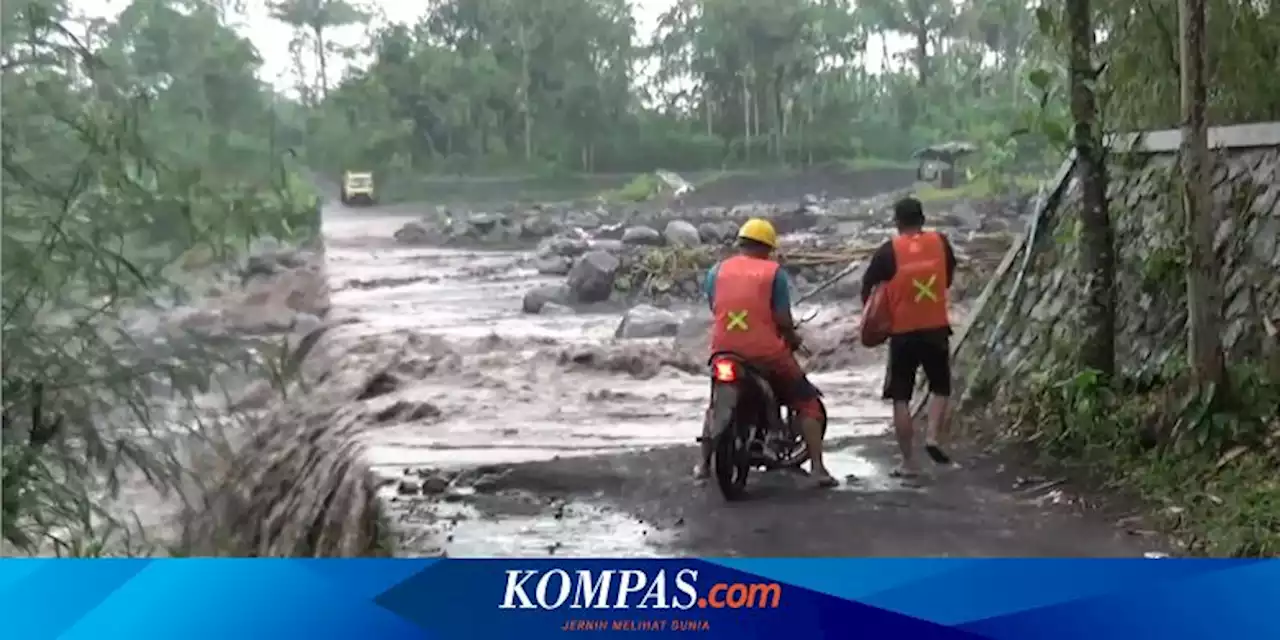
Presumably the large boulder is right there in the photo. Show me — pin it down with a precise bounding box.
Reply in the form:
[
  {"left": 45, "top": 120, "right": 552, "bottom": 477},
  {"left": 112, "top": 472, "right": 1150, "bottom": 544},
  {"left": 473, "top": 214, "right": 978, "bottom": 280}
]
[
  {"left": 615, "top": 304, "right": 681, "bottom": 339},
  {"left": 676, "top": 306, "right": 714, "bottom": 339},
  {"left": 519, "top": 212, "right": 557, "bottom": 238},
  {"left": 621, "top": 225, "right": 663, "bottom": 246},
  {"left": 465, "top": 212, "right": 503, "bottom": 236},
  {"left": 536, "top": 234, "right": 590, "bottom": 258},
  {"left": 522, "top": 284, "right": 572, "bottom": 314},
  {"left": 697, "top": 222, "right": 728, "bottom": 244},
  {"left": 566, "top": 251, "right": 620, "bottom": 303},
  {"left": 566, "top": 210, "right": 604, "bottom": 230},
  {"left": 663, "top": 220, "right": 702, "bottom": 247}
]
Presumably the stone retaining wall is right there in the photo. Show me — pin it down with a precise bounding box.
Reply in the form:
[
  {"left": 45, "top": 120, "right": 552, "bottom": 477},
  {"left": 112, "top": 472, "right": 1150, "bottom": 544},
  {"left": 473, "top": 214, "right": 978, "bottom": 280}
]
[{"left": 953, "top": 142, "right": 1280, "bottom": 406}]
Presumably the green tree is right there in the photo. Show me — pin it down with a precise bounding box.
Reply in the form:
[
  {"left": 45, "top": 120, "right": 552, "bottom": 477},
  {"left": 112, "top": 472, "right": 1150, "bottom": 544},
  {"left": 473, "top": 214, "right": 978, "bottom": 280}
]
[
  {"left": 268, "top": 0, "right": 368, "bottom": 104},
  {"left": 2, "top": 0, "right": 318, "bottom": 554}
]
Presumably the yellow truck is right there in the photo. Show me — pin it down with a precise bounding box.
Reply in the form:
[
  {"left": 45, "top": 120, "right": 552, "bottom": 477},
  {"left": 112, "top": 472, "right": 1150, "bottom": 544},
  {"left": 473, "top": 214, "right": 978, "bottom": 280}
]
[{"left": 340, "top": 171, "right": 376, "bottom": 206}]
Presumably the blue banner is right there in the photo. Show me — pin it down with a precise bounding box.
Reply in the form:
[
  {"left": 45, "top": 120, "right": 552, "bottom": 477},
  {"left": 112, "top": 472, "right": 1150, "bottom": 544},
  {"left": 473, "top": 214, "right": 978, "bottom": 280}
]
[{"left": 2, "top": 558, "right": 1275, "bottom": 639}]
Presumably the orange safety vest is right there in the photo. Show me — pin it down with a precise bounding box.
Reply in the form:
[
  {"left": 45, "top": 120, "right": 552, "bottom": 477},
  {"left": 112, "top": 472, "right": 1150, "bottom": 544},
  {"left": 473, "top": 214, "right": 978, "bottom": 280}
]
[
  {"left": 885, "top": 231, "right": 950, "bottom": 334},
  {"left": 709, "top": 255, "right": 789, "bottom": 359}
]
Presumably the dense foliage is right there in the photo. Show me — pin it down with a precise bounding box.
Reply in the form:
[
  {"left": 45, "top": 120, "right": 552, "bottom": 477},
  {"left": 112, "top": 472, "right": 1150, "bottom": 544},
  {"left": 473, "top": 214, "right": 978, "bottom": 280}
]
[
  {"left": 2, "top": 0, "right": 319, "bottom": 554},
  {"left": 304, "top": 0, "right": 1058, "bottom": 175},
  {"left": 298, "top": 0, "right": 1279, "bottom": 180}
]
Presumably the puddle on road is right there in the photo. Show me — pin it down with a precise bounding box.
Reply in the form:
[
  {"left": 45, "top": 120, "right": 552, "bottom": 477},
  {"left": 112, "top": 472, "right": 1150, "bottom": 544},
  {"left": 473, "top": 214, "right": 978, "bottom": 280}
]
[{"left": 825, "top": 445, "right": 919, "bottom": 492}]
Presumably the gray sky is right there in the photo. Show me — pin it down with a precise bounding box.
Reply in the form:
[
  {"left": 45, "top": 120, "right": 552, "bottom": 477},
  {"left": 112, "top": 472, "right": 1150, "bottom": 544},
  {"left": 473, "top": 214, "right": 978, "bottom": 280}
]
[{"left": 75, "top": 0, "right": 904, "bottom": 92}]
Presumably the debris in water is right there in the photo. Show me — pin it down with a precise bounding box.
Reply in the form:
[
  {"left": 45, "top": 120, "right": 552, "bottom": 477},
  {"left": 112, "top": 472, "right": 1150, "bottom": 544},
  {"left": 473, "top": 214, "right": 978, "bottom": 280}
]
[
  {"left": 372, "top": 399, "right": 442, "bottom": 424},
  {"left": 553, "top": 343, "right": 701, "bottom": 379},
  {"left": 357, "top": 371, "right": 400, "bottom": 400}
]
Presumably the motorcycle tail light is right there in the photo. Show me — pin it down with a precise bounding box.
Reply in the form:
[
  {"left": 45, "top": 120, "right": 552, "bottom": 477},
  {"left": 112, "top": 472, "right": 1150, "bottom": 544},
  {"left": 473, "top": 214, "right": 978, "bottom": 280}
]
[{"left": 712, "top": 359, "right": 737, "bottom": 383}]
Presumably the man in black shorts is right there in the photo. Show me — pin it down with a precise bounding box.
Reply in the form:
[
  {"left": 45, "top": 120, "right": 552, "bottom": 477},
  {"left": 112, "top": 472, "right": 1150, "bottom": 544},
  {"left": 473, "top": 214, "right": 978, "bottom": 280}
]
[{"left": 860, "top": 197, "right": 957, "bottom": 477}]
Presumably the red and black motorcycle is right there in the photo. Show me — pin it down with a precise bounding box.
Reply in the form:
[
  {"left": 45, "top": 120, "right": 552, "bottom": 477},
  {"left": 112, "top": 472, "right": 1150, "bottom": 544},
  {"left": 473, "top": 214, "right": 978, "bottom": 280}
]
[{"left": 700, "top": 351, "right": 828, "bottom": 501}]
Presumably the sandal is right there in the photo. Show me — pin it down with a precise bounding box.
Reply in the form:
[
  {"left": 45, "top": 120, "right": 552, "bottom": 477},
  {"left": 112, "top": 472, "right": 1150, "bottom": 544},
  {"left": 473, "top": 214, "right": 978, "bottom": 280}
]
[
  {"left": 890, "top": 466, "right": 921, "bottom": 479},
  {"left": 925, "top": 444, "right": 953, "bottom": 465},
  {"left": 806, "top": 468, "right": 839, "bottom": 488}
]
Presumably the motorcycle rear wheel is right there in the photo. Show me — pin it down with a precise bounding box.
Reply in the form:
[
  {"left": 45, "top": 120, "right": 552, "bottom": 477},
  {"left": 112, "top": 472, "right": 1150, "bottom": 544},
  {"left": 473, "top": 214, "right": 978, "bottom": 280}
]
[
  {"left": 712, "top": 427, "right": 750, "bottom": 501},
  {"left": 770, "top": 399, "right": 829, "bottom": 470}
]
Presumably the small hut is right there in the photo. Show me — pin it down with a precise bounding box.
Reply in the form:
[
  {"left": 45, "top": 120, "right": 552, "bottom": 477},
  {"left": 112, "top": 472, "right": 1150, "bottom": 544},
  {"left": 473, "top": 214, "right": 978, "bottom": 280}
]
[{"left": 913, "top": 141, "right": 977, "bottom": 189}]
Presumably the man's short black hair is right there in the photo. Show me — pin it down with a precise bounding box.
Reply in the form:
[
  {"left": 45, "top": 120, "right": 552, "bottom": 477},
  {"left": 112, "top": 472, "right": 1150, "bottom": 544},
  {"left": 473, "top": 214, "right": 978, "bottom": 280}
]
[
  {"left": 894, "top": 197, "right": 925, "bottom": 229},
  {"left": 737, "top": 237, "right": 773, "bottom": 254}
]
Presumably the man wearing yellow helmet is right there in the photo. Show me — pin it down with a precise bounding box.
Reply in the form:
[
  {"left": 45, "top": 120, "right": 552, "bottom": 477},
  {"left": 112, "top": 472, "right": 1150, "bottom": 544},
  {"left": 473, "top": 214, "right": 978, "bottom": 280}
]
[{"left": 694, "top": 218, "right": 837, "bottom": 488}]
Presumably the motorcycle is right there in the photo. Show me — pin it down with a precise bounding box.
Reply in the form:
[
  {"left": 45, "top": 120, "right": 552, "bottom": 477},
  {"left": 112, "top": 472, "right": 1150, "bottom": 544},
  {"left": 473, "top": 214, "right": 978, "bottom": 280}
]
[{"left": 700, "top": 349, "right": 828, "bottom": 501}]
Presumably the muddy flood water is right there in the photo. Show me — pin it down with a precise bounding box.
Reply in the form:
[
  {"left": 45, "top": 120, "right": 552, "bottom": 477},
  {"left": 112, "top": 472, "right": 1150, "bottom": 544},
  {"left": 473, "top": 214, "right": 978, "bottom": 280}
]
[{"left": 320, "top": 204, "right": 1167, "bottom": 559}]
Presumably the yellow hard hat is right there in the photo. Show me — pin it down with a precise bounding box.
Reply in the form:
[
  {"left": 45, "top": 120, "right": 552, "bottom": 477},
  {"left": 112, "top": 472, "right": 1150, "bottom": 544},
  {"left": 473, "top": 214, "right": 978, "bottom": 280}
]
[{"left": 736, "top": 218, "right": 778, "bottom": 249}]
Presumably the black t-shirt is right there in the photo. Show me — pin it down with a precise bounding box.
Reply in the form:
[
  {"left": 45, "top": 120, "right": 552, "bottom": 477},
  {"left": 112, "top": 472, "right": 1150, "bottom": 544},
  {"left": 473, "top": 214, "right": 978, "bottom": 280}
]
[{"left": 859, "top": 230, "right": 958, "bottom": 337}]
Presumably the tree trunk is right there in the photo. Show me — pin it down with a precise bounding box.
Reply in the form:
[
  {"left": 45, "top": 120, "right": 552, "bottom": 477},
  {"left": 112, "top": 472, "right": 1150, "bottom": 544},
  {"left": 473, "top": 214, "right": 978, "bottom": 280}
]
[
  {"left": 914, "top": 28, "right": 929, "bottom": 87},
  {"left": 741, "top": 73, "right": 751, "bottom": 162},
  {"left": 1067, "top": 0, "right": 1117, "bottom": 377},
  {"left": 881, "top": 35, "right": 891, "bottom": 75},
  {"left": 747, "top": 79, "right": 757, "bottom": 138},
  {"left": 773, "top": 67, "right": 785, "bottom": 162},
  {"left": 313, "top": 26, "right": 327, "bottom": 99},
  {"left": 518, "top": 23, "right": 533, "bottom": 162},
  {"left": 1179, "top": 0, "right": 1226, "bottom": 387},
  {"left": 289, "top": 34, "right": 311, "bottom": 107},
  {"left": 705, "top": 92, "right": 713, "bottom": 136}
]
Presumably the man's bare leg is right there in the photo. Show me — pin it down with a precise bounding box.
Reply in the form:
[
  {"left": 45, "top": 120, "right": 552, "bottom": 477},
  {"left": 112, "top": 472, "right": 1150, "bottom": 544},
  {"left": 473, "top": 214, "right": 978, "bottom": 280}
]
[
  {"left": 798, "top": 416, "right": 837, "bottom": 487},
  {"left": 924, "top": 395, "right": 954, "bottom": 465},
  {"left": 693, "top": 409, "right": 712, "bottom": 480},
  {"left": 892, "top": 400, "right": 921, "bottom": 476}
]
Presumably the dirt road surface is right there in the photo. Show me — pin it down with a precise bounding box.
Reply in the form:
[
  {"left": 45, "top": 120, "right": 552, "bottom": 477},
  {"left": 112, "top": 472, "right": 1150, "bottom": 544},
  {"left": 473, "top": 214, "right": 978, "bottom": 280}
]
[{"left": 322, "top": 198, "right": 1165, "bottom": 559}]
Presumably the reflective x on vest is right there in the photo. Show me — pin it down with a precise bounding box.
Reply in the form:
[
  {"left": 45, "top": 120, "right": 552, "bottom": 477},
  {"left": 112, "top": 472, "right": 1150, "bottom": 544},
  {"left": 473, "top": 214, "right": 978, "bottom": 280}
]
[
  {"left": 912, "top": 275, "right": 939, "bottom": 302},
  {"left": 725, "top": 310, "right": 749, "bottom": 331}
]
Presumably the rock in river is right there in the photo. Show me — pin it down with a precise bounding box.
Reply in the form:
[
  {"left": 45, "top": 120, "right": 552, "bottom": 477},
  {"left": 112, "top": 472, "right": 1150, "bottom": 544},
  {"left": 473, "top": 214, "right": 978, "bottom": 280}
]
[
  {"left": 663, "top": 220, "right": 702, "bottom": 247},
  {"left": 676, "top": 306, "right": 713, "bottom": 339},
  {"left": 615, "top": 304, "right": 681, "bottom": 339},
  {"left": 567, "top": 251, "right": 620, "bottom": 304},
  {"left": 536, "top": 234, "right": 590, "bottom": 258},
  {"left": 394, "top": 220, "right": 435, "bottom": 245},
  {"left": 621, "top": 225, "right": 663, "bottom": 246},
  {"left": 522, "top": 284, "right": 571, "bottom": 314}
]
